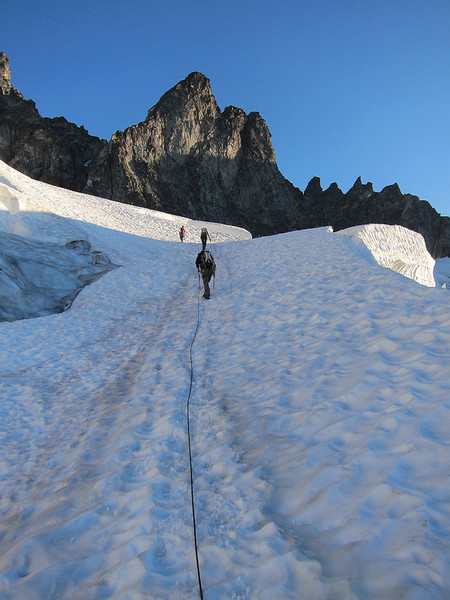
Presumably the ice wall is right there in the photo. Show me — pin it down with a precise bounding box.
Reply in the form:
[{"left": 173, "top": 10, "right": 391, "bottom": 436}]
[{"left": 338, "top": 223, "right": 436, "bottom": 287}]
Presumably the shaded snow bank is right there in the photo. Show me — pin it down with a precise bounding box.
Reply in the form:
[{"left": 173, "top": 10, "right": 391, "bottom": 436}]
[
  {"left": 1, "top": 181, "right": 119, "bottom": 322},
  {"left": 434, "top": 257, "right": 450, "bottom": 289},
  {"left": 339, "top": 223, "right": 436, "bottom": 287},
  {"left": 0, "top": 233, "right": 117, "bottom": 322}
]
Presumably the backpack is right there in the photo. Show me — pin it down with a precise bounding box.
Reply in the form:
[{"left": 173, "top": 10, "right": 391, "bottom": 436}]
[{"left": 202, "top": 250, "right": 214, "bottom": 271}]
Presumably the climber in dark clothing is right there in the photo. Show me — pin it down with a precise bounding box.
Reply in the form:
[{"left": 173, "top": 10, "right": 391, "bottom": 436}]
[
  {"left": 196, "top": 249, "right": 216, "bottom": 299},
  {"left": 200, "top": 228, "right": 211, "bottom": 250}
]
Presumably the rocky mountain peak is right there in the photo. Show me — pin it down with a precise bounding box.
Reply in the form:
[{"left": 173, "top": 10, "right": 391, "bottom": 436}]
[
  {"left": 380, "top": 182, "right": 402, "bottom": 197},
  {"left": 84, "top": 71, "right": 298, "bottom": 234},
  {"left": 184, "top": 71, "right": 212, "bottom": 91},
  {"left": 0, "top": 53, "right": 25, "bottom": 100},
  {"left": 146, "top": 71, "right": 219, "bottom": 123},
  {"left": 0, "top": 52, "right": 102, "bottom": 190}
]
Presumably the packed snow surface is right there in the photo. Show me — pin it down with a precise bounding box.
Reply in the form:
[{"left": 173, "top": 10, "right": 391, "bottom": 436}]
[{"left": 0, "top": 160, "right": 449, "bottom": 599}]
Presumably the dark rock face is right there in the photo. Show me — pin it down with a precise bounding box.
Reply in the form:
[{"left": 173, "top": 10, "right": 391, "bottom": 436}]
[
  {"left": 0, "top": 52, "right": 449, "bottom": 257},
  {"left": 0, "top": 52, "right": 104, "bottom": 192},
  {"left": 85, "top": 72, "right": 300, "bottom": 236},
  {"left": 293, "top": 176, "right": 450, "bottom": 257}
]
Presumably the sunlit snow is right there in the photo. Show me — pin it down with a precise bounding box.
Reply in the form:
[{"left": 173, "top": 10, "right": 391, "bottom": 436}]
[{"left": 0, "top": 159, "right": 449, "bottom": 599}]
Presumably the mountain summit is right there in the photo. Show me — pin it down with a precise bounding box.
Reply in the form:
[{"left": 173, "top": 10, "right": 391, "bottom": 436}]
[{"left": 84, "top": 70, "right": 300, "bottom": 236}]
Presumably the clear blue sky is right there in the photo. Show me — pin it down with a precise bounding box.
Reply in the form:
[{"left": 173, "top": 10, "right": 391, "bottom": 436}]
[{"left": 2, "top": 0, "right": 449, "bottom": 217}]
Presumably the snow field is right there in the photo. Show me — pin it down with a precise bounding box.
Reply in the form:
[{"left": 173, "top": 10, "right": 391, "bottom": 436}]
[
  {"left": 191, "top": 230, "right": 450, "bottom": 598},
  {"left": 0, "top": 160, "right": 450, "bottom": 599}
]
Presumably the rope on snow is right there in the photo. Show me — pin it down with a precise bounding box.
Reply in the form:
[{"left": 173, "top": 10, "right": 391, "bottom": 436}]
[{"left": 186, "top": 271, "right": 204, "bottom": 599}]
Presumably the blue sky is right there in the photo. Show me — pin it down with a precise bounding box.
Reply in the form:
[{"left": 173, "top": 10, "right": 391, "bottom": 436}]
[{"left": 2, "top": 0, "right": 449, "bottom": 217}]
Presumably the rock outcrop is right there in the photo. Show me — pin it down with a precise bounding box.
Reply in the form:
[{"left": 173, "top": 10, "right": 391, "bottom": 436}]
[
  {"left": 0, "top": 52, "right": 104, "bottom": 191},
  {"left": 0, "top": 52, "right": 14, "bottom": 95},
  {"left": 1, "top": 52, "right": 449, "bottom": 256},
  {"left": 293, "top": 176, "right": 450, "bottom": 258}
]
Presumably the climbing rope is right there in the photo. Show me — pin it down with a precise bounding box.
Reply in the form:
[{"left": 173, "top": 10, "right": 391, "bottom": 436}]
[{"left": 186, "top": 272, "right": 204, "bottom": 599}]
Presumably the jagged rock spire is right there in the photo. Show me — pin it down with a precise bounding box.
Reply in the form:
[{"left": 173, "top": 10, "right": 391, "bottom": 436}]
[
  {"left": 304, "top": 176, "right": 323, "bottom": 197},
  {"left": 348, "top": 177, "right": 374, "bottom": 199},
  {"left": 0, "top": 52, "right": 12, "bottom": 95}
]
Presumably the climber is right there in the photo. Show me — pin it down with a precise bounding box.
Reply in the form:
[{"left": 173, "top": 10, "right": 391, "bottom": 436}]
[
  {"left": 200, "top": 227, "right": 211, "bottom": 250},
  {"left": 195, "top": 249, "right": 216, "bottom": 299}
]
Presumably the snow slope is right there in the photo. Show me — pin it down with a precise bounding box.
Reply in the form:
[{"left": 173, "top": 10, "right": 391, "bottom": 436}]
[{"left": 0, "top": 160, "right": 449, "bottom": 599}]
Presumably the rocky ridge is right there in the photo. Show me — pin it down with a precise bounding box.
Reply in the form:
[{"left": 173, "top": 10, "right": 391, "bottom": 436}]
[
  {"left": 1, "top": 52, "right": 449, "bottom": 256},
  {"left": 296, "top": 176, "right": 450, "bottom": 258},
  {"left": 0, "top": 52, "right": 104, "bottom": 192}
]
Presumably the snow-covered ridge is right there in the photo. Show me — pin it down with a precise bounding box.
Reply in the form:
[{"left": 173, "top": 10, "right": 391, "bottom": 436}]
[{"left": 0, "top": 160, "right": 251, "bottom": 252}]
